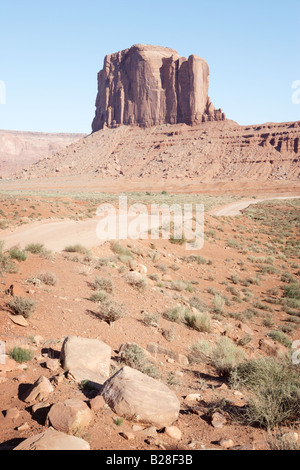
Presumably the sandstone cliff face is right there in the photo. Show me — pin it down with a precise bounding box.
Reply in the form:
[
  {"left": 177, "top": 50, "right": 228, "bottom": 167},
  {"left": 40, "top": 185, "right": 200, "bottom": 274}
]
[
  {"left": 92, "top": 44, "right": 225, "bottom": 131},
  {"left": 0, "top": 130, "right": 85, "bottom": 177}
]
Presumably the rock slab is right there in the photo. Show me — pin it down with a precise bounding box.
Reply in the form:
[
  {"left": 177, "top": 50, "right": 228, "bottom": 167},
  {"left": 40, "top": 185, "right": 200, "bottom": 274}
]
[
  {"left": 101, "top": 366, "right": 180, "bottom": 427},
  {"left": 60, "top": 336, "right": 111, "bottom": 388},
  {"left": 13, "top": 428, "right": 90, "bottom": 450}
]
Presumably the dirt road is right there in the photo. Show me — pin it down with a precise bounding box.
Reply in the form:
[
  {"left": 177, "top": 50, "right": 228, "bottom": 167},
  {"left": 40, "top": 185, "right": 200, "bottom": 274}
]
[
  {"left": 1, "top": 196, "right": 299, "bottom": 252},
  {"left": 211, "top": 196, "right": 300, "bottom": 217}
]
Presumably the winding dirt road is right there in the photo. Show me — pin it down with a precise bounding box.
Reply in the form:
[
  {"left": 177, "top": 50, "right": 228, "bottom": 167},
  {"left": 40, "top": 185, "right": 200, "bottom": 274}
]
[{"left": 1, "top": 196, "right": 299, "bottom": 252}]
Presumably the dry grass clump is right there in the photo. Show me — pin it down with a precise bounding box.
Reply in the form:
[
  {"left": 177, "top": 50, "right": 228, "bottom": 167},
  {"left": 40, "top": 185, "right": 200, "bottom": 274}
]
[
  {"left": 8, "top": 296, "right": 37, "bottom": 319},
  {"left": 90, "top": 276, "right": 113, "bottom": 293},
  {"left": 119, "top": 343, "right": 159, "bottom": 379},
  {"left": 35, "top": 271, "right": 58, "bottom": 286},
  {"left": 99, "top": 300, "right": 126, "bottom": 325}
]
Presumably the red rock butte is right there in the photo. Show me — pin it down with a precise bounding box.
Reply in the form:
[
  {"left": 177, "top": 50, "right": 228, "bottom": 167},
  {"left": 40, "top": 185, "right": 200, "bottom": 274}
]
[{"left": 92, "top": 44, "right": 225, "bottom": 132}]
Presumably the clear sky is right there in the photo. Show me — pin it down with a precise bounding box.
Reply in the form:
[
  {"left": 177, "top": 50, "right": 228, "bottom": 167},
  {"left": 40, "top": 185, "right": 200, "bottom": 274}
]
[{"left": 0, "top": 0, "right": 299, "bottom": 134}]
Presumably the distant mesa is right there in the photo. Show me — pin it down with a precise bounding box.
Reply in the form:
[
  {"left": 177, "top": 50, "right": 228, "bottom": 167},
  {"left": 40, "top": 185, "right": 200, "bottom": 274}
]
[{"left": 92, "top": 44, "right": 225, "bottom": 132}]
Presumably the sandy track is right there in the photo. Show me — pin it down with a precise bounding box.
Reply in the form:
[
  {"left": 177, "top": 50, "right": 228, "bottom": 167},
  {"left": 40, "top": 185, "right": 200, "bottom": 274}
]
[
  {"left": 211, "top": 196, "right": 300, "bottom": 217},
  {"left": 1, "top": 196, "right": 299, "bottom": 252}
]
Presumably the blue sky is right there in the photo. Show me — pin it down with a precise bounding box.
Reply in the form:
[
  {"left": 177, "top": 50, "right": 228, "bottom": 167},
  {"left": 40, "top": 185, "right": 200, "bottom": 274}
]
[{"left": 0, "top": 0, "right": 299, "bottom": 133}]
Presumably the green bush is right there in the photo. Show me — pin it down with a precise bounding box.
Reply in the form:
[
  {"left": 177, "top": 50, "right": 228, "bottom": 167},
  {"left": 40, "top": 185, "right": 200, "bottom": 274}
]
[
  {"left": 9, "top": 247, "right": 27, "bottom": 262},
  {"left": 230, "top": 357, "right": 300, "bottom": 430},
  {"left": 9, "top": 347, "right": 32, "bottom": 363}
]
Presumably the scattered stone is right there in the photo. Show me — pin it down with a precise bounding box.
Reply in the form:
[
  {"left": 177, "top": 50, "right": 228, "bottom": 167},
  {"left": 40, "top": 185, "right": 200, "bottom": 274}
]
[
  {"left": 32, "top": 335, "right": 44, "bottom": 346},
  {"left": 9, "top": 315, "right": 28, "bottom": 327},
  {"left": 211, "top": 412, "right": 227, "bottom": 429},
  {"left": 185, "top": 393, "right": 201, "bottom": 403},
  {"left": 45, "top": 358, "right": 60, "bottom": 372},
  {"left": 164, "top": 426, "right": 182, "bottom": 440},
  {"left": 47, "top": 398, "right": 93, "bottom": 434},
  {"left": 142, "top": 426, "right": 157, "bottom": 437},
  {"left": 89, "top": 395, "right": 105, "bottom": 412},
  {"left": 60, "top": 336, "right": 111, "bottom": 389},
  {"left": 51, "top": 373, "right": 65, "bottom": 386},
  {"left": 16, "top": 422, "right": 30, "bottom": 432},
  {"left": 132, "top": 425, "right": 143, "bottom": 432},
  {"left": 13, "top": 428, "right": 90, "bottom": 450},
  {"left": 238, "top": 322, "right": 254, "bottom": 336},
  {"left": 22, "top": 376, "right": 54, "bottom": 403},
  {"left": 120, "top": 432, "right": 135, "bottom": 441},
  {"left": 259, "top": 338, "right": 286, "bottom": 357},
  {"left": 219, "top": 439, "right": 234, "bottom": 449},
  {"left": 101, "top": 366, "right": 180, "bottom": 427},
  {"left": 5, "top": 407, "right": 20, "bottom": 421},
  {"left": 281, "top": 431, "right": 299, "bottom": 444}
]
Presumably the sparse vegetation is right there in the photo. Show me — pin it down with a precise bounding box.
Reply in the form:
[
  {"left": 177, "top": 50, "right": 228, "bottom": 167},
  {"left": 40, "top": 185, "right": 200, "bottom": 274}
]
[
  {"left": 35, "top": 271, "right": 58, "bottom": 286},
  {"left": 9, "top": 347, "right": 33, "bottom": 363},
  {"left": 119, "top": 343, "right": 159, "bottom": 378},
  {"left": 8, "top": 296, "right": 37, "bottom": 319}
]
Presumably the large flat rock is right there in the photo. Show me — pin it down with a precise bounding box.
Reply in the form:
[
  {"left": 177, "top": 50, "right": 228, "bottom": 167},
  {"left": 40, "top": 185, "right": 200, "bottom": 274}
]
[{"left": 101, "top": 366, "right": 180, "bottom": 427}]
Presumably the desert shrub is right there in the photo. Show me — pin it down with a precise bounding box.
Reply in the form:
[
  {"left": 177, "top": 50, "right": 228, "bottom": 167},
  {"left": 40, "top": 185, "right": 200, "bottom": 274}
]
[
  {"left": 161, "top": 326, "right": 175, "bottom": 342},
  {"left": 125, "top": 273, "right": 147, "bottom": 290},
  {"left": 119, "top": 343, "right": 159, "bottom": 378},
  {"left": 90, "top": 276, "right": 113, "bottom": 293},
  {"left": 64, "top": 244, "right": 90, "bottom": 255},
  {"left": 230, "top": 357, "right": 300, "bottom": 430},
  {"left": 141, "top": 312, "right": 160, "bottom": 327},
  {"left": 9, "top": 347, "right": 33, "bottom": 363},
  {"left": 189, "top": 296, "right": 208, "bottom": 312},
  {"left": 262, "top": 314, "right": 274, "bottom": 328},
  {"left": 210, "top": 337, "right": 245, "bottom": 377},
  {"left": 188, "top": 340, "right": 211, "bottom": 364},
  {"left": 9, "top": 247, "right": 27, "bottom": 262},
  {"left": 99, "top": 300, "right": 126, "bottom": 324},
  {"left": 184, "top": 311, "right": 212, "bottom": 333},
  {"left": 188, "top": 337, "right": 244, "bottom": 376},
  {"left": 267, "top": 330, "right": 292, "bottom": 348},
  {"left": 89, "top": 290, "right": 109, "bottom": 303},
  {"left": 283, "top": 283, "right": 300, "bottom": 300},
  {"left": 8, "top": 296, "right": 36, "bottom": 319},
  {"left": 212, "top": 294, "right": 225, "bottom": 314},
  {"left": 110, "top": 242, "right": 133, "bottom": 258},
  {"left": 163, "top": 305, "right": 189, "bottom": 323},
  {"left": 0, "top": 242, "right": 18, "bottom": 275},
  {"left": 169, "top": 235, "right": 187, "bottom": 246},
  {"left": 169, "top": 280, "right": 193, "bottom": 292},
  {"left": 36, "top": 271, "right": 58, "bottom": 286},
  {"left": 25, "top": 243, "right": 46, "bottom": 254},
  {"left": 148, "top": 250, "right": 161, "bottom": 263}
]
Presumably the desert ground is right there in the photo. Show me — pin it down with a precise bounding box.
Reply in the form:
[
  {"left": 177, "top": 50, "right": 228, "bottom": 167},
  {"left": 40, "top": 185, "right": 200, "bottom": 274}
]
[{"left": 0, "top": 181, "right": 299, "bottom": 450}]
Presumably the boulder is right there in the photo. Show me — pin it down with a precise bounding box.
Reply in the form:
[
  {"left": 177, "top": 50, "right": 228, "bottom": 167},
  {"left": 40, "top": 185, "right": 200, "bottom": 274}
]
[
  {"left": 60, "top": 336, "right": 111, "bottom": 389},
  {"left": 13, "top": 428, "right": 90, "bottom": 450},
  {"left": 47, "top": 398, "right": 93, "bottom": 434},
  {"left": 259, "top": 338, "right": 286, "bottom": 357},
  {"left": 92, "top": 44, "right": 225, "bottom": 131},
  {"left": 22, "top": 376, "right": 54, "bottom": 403},
  {"left": 101, "top": 366, "right": 180, "bottom": 427}
]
